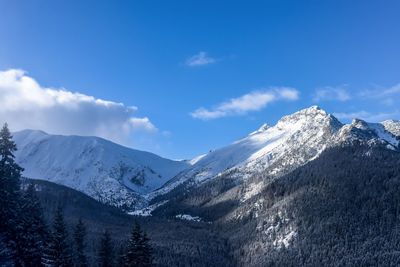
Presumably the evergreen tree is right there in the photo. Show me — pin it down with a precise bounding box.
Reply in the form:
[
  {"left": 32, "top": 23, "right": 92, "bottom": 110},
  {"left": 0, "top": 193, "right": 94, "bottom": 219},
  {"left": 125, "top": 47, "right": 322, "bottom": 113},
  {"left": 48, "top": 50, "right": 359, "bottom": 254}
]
[
  {"left": 73, "top": 219, "right": 87, "bottom": 267},
  {"left": 0, "top": 123, "right": 22, "bottom": 198},
  {"left": 45, "top": 206, "right": 72, "bottom": 267},
  {"left": 124, "top": 223, "right": 141, "bottom": 266},
  {"left": 98, "top": 230, "right": 113, "bottom": 267},
  {"left": 0, "top": 232, "right": 13, "bottom": 266},
  {"left": 138, "top": 232, "right": 152, "bottom": 267},
  {"left": 0, "top": 123, "right": 24, "bottom": 265},
  {"left": 116, "top": 243, "right": 126, "bottom": 267},
  {"left": 124, "top": 223, "right": 153, "bottom": 267},
  {"left": 19, "top": 183, "right": 48, "bottom": 266}
]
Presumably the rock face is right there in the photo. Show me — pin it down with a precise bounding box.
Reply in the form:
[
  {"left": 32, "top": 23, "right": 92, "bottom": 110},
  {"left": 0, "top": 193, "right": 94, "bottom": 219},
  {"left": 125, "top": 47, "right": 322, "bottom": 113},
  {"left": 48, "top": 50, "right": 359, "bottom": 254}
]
[{"left": 13, "top": 130, "right": 189, "bottom": 210}]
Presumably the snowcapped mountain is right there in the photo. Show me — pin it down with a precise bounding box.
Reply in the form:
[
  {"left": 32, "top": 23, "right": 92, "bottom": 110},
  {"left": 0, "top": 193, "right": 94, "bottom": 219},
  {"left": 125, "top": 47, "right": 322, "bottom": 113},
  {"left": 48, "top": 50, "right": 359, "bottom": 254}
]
[
  {"left": 150, "top": 106, "right": 400, "bottom": 200},
  {"left": 335, "top": 118, "right": 400, "bottom": 149},
  {"left": 381, "top": 119, "right": 400, "bottom": 137},
  {"left": 13, "top": 130, "right": 189, "bottom": 210},
  {"left": 12, "top": 106, "right": 400, "bottom": 212}
]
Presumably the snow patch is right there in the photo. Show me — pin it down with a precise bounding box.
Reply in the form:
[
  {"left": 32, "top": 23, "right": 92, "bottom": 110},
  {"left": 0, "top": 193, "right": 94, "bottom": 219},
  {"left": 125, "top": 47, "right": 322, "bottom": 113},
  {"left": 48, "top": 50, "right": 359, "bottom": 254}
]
[
  {"left": 129, "top": 200, "right": 169, "bottom": 216},
  {"left": 242, "top": 181, "right": 264, "bottom": 202},
  {"left": 175, "top": 214, "right": 202, "bottom": 222},
  {"left": 274, "top": 230, "right": 296, "bottom": 248}
]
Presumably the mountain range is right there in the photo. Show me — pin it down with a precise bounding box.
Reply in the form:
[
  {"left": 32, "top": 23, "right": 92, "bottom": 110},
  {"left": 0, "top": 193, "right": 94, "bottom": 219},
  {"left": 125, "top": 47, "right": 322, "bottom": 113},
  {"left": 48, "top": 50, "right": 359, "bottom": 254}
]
[
  {"left": 13, "top": 106, "right": 400, "bottom": 212},
  {"left": 11, "top": 105, "right": 400, "bottom": 266}
]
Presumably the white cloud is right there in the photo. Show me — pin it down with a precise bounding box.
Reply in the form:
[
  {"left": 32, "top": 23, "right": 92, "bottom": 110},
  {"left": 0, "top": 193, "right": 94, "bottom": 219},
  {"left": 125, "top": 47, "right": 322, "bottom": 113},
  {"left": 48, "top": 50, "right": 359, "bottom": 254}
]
[
  {"left": 313, "top": 86, "right": 350, "bottom": 102},
  {"left": 333, "top": 110, "right": 400, "bottom": 122},
  {"left": 185, "top": 51, "right": 216, "bottom": 67},
  {"left": 190, "top": 87, "right": 299, "bottom": 120},
  {"left": 360, "top": 83, "right": 400, "bottom": 97},
  {"left": 128, "top": 117, "right": 157, "bottom": 132},
  {"left": 381, "top": 83, "right": 400, "bottom": 95},
  {"left": 357, "top": 83, "right": 400, "bottom": 108},
  {"left": 0, "top": 69, "right": 157, "bottom": 146}
]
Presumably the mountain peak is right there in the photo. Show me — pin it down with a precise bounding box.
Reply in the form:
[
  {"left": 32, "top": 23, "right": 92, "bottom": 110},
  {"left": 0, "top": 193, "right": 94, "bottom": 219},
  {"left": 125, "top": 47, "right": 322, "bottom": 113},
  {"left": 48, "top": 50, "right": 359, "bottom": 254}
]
[
  {"left": 307, "top": 105, "right": 322, "bottom": 111},
  {"left": 276, "top": 105, "right": 337, "bottom": 131},
  {"left": 351, "top": 118, "right": 369, "bottom": 130},
  {"left": 283, "top": 106, "right": 328, "bottom": 119},
  {"left": 300, "top": 105, "right": 328, "bottom": 115},
  {"left": 249, "top": 106, "right": 329, "bottom": 137}
]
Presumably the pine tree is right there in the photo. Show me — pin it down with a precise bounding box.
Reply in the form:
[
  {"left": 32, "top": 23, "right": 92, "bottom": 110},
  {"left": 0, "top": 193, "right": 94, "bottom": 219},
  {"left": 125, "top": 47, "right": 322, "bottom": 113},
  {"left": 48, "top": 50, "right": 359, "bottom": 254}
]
[
  {"left": 124, "top": 223, "right": 141, "bottom": 266},
  {"left": 124, "top": 223, "right": 153, "bottom": 267},
  {"left": 99, "top": 230, "right": 113, "bottom": 267},
  {"left": 45, "top": 206, "right": 73, "bottom": 267},
  {"left": 116, "top": 243, "right": 126, "bottom": 267},
  {"left": 0, "top": 232, "right": 13, "bottom": 266},
  {"left": 19, "top": 183, "right": 48, "bottom": 266},
  {"left": 73, "top": 219, "right": 87, "bottom": 267},
  {"left": 0, "top": 123, "right": 24, "bottom": 265},
  {"left": 0, "top": 123, "right": 22, "bottom": 196},
  {"left": 141, "top": 232, "right": 153, "bottom": 266},
  {"left": 139, "top": 232, "right": 152, "bottom": 267}
]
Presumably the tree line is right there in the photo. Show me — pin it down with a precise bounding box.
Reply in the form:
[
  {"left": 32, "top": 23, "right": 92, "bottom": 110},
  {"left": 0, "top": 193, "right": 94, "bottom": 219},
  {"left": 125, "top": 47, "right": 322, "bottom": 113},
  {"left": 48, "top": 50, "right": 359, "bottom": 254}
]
[{"left": 0, "top": 123, "right": 153, "bottom": 266}]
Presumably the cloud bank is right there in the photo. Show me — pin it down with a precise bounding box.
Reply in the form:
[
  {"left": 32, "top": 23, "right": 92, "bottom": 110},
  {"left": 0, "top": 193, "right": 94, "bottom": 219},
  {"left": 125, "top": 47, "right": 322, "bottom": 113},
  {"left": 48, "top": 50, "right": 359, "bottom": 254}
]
[
  {"left": 191, "top": 87, "right": 299, "bottom": 120},
  {"left": 359, "top": 83, "right": 400, "bottom": 106},
  {"left": 313, "top": 86, "right": 350, "bottom": 102},
  {"left": 0, "top": 69, "right": 157, "bottom": 146},
  {"left": 185, "top": 51, "right": 216, "bottom": 67}
]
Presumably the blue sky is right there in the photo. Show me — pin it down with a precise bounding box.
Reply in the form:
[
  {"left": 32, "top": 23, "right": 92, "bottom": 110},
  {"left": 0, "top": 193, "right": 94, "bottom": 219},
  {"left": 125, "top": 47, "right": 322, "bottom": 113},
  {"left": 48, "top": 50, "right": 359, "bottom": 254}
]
[{"left": 0, "top": 0, "right": 399, "bottom": 159}]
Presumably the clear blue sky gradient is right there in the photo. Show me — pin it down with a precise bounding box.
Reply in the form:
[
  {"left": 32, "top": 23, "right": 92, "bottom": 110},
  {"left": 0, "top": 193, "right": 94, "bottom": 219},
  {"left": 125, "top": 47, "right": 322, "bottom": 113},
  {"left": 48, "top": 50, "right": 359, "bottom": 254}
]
[{"left": 0, "top": 0, "right": 399, "bottom": 159}]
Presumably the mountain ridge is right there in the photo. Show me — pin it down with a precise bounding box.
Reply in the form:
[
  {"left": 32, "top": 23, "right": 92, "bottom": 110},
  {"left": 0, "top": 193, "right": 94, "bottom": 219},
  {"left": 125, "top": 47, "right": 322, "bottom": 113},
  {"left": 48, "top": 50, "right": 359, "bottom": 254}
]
[
  {"left": 150, "top": 105, "right": 399, "bottom": 200},
  {"left": 13, "top": 129, "right": 190, "bottom": 210},
  {"left": 12, "top": 106, "right": 400, "bottom": 211}
]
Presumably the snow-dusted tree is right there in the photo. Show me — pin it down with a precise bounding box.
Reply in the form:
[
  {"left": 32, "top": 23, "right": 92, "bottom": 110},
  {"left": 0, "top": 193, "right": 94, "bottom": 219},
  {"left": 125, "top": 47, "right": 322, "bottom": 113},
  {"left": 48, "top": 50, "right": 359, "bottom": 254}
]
[
  {"left": 116, "top": 243, "right": 127, "bottom": 267},
  {"left": 124, "top": 223, "right": 141, "bottom": 266},
  {"left": 98, "top": 230, "right": 113, "bottom": 267},
  {"left": 73, "top": 219, "right": 87, "bottom": 267},
  {"left": 45, "top": 207, "right": 73, "bottom": 267},
  {"left": 124, "top": 223, "right": 152, "bottom": 267},
  {"left": 0, "top": 123, "right": 24, "bottom": 265},
  {"left": 138, "top": 232, "right": 152, "bottom": 267},
  {"left": 0, "top": 232, "right": 13, "bottom": 266},
  {"left": 19, "top": 183, "right": 48, "bottom": 266}
]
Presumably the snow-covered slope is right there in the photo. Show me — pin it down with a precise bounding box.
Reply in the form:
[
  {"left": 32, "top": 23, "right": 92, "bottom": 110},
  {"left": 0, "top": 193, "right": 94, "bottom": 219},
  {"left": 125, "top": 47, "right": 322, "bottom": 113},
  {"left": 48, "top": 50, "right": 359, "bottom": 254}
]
[
  {"left": 381, "top": 120, "right": 400, "bottom": 137},
  {"left": 13, "top": 130, "right": 189, "bottom": 210},
  {"left": 334, "top": 118, "right": 400, "bottom": 149},
  {"left": 151, "top": 106, "right": 340, "bottom": 198},
  {"left": 12, "top": 106, "right": 400, "bottom": 212},
  {"left": 151, "top": 106, "right": 400, "bottom": 200}
]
